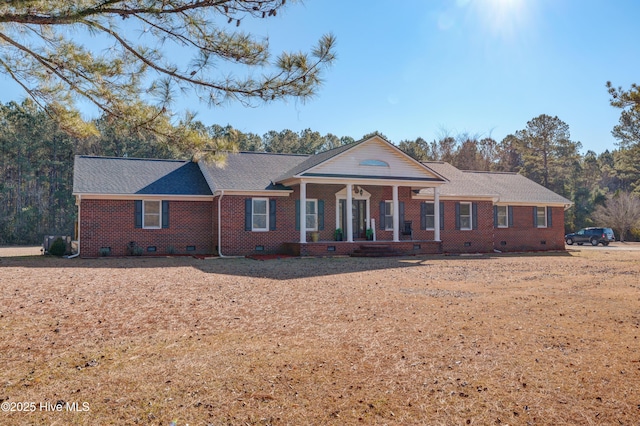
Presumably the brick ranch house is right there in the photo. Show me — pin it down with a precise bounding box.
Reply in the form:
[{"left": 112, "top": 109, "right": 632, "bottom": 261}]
[{"left": 72, "top": 136, "right": 572, "bottom": 257}]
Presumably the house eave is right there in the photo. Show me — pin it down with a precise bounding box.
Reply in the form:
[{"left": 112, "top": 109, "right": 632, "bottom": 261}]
[
  {"left": 73, "top": 193, "right": 214, "bottom": 201},
  {"left": 413, "top": 193, "right": 497, "bottom": 202},
  {"left": 495, "top": 200, "right": 574, "bottom": 209},
  {"left": 212, "top": 189, "right": 293, "bottom": 197},
  {"left": 279, "top": 175, "right": 446, "bottom": 188}
]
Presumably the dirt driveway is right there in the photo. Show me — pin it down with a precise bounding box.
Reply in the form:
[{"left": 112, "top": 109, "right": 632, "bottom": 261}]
[
  {"left": 566, "top": 241, "right": 640, "bottom": 251},
  {"left": 0, "top": 246, "right": 42, "bottom": 257}
]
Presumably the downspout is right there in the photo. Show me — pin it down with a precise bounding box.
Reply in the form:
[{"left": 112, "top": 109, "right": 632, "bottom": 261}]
[{"left": 67, "top": 194, "right": 80, "bottom": 258}]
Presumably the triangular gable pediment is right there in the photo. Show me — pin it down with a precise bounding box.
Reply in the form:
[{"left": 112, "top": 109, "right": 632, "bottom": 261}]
[{"left": 297, "top": 136, "right": 444, "bottom": 182}]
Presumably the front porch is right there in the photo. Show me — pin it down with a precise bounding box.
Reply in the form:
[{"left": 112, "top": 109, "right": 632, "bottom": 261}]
[{"left": 283, "top": 240, "right": 442, "bottom": 257}]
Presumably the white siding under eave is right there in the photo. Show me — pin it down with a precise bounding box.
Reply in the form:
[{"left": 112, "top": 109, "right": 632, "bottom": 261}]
[{"left": 309, "top": 141, "right": 438, "bottom": 179}]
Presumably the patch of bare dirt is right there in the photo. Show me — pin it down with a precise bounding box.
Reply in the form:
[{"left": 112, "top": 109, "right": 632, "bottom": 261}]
[
  {"left": 0, "top": 246, "right": 42, "bottom": 257},
  {"left": 1, "top": 251, "right": 639, "bottom": 425}
]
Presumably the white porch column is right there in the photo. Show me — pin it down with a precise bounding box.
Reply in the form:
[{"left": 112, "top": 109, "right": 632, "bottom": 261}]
[
  {"left": 346, "top": 183, "right": 354, "bottom": 242},
  {"left": 434, "top": 186, "right": 441, "bottom": 242},
  {"left": 392, "top": 185, "right": 400, "bottom": 242},
  {"left": 299, "top": 181, "right": 307, "bottom": 243}
]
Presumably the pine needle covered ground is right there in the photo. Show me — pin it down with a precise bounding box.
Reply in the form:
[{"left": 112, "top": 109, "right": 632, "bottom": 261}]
[{"left": 1, "top": 249, "right": 639, "bottom": 425}]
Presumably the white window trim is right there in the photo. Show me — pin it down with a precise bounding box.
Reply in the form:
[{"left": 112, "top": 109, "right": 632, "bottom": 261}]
[
  {"left": 335, "top": 188, "right": 371, "bottom": 233},
  {"left": 536, "top": 206, "right": 547, "bottom": 228},
  {"left": 459, "top": 202, "right": 472, "bottom": 231},
  {"left": 305, "top": 198, "right": 318, "bottom": 232},
  {"left": 143, "top": 200, "right": 161, "bottom": 229},
  {"left": 384, "top": 200, "right": 394, "bottom": 231},
  {"left": 424, "top": 202, "right": 435, "bottom": 230},
  {"left": 496, "top": 205, "right": 508, "bottom": 228},
  {"left": 252, "top": 198, "right": 269, "bottom": 232}
]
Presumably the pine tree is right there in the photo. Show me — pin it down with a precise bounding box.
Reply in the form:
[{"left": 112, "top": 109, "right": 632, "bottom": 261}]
[{"left": 0, "top": 1, "right": 336, "bottom": 152}]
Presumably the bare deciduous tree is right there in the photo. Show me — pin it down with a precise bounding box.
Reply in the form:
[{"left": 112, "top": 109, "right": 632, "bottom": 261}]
[{"left": 591, "top": 192, "right": 640, "bottom": 242}]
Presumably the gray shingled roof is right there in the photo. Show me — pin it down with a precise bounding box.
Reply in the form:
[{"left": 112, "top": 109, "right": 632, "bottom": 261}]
[
  {"left": 423, "top": 162, "right": 498, "bottom": 198},
  {"left": 73, "top": 153, "right": 572, "bottom": 206},
  {"left": 73, "top": 156, "right": 212, "bottom": 195},
  {"left": 421, "top": 161, "right": 572, "bottom": 205},
  {"left": 198, "top": 151, "right": 308, "bottom": 192},
  {"left": 199, "top": 138, "right": 443, "bottom": 192},
  {"left": 463, "top": 171, "right": 572, "bottom": 205}
]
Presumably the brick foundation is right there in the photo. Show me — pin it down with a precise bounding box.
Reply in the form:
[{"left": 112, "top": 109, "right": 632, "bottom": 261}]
[{"left": 284, "top": 240, "right": 442, "bottom": 256}]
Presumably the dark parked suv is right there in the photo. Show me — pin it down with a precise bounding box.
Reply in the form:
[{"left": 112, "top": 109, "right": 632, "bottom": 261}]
[{"left": 565, "top": 227, "right": 615, "bottom": 246}]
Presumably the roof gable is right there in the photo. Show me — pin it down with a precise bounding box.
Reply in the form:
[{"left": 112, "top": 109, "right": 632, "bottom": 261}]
[{"left": 278, "top": 136, "right": 445, "bottom": 183}]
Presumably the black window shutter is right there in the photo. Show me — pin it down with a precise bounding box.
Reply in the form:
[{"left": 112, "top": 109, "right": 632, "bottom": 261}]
[
  {"left": 162, "top": 201, "right": 169, "bottom": 228},
  {"left": 379, "top": 201, "right": 385, "bottom": 230},
  {"left": 547, "top": 206, "right": 552, "bottom": 227},
  {"left": 135, "top": 200, "right": 142, "bottom": 228},
  {"left": 533, "top": 206, "right": 538, "bottom": 228},
  {"left": 455, "top": 202, "right": 461, "bottom": 230},
  {"left": 399, "top": 201, "right": 405, "bottom": 226},
  {"left": 269, "top": 199, "right": 276, "bottom": 231},
  {"left": 508, "top": 206, "right": 514, "bottom": 227},
  {"left": 245, "top": 198, "right": 252, "bottom": 231},
  {"left": 472, "top": 203, "right": 478, "bottom": 230},
  {"left": 318, "top": 200, "right": 325, "bottom": 231},
  {"left": 420, "top": 202, "right": 427, "bottom": 230},
  {"left": 440, "top": 201, "right": 445, "bottom": 230},
  {"left": 493, "top": 205, "right": 498, "bottom": 227},
  {"left": 295, "top": 200, "right": 300, "bottom": 231}
]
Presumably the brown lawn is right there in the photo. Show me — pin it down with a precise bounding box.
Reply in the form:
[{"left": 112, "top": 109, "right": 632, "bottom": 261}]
[{"left": 0, "top": 250, "right": 639, "bottom": 425}]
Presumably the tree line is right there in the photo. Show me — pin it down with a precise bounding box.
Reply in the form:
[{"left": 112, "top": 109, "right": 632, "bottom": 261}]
[{"left": 2, "top": 85, "right": 640, "bottom": 244}]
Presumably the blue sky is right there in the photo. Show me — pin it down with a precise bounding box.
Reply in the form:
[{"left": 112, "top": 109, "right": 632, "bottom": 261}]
[
  {"left": 2, "top": 0, "right": 639, "bottom": 154},
  {"left": 188, "top": 0, "right": 637, "bottom": 154}
]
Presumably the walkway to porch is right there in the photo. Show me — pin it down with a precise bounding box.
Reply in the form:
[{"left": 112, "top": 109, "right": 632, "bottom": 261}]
[{"left": 283, "top": 240, "right": 442, "bottom": 257}]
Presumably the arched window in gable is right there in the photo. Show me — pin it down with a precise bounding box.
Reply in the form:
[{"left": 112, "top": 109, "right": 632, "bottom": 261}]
[{"left": 359, "top": 159, "right": 389, "bottom": 167}]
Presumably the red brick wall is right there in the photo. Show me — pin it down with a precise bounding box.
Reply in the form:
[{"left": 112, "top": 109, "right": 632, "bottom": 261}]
[
  {"left": 217, "top": 184, "right": 344, "bottom": 256},
  {"left": 493, "top": 206, "right": 565, "bottom": 252},
  {"left": 80, "top": 199, "right": 213, "bottom": 257},
  {"left": 440, "top": 200, "right": 495, "bottom": 253},
  {"left": 216, "top": 186, "right": 567, "bottom": 255},
  {"left": 78, "top": 189, "right": 567, "bottom": 257},
  {"left": 412, "top": 201, "right": 565, "bottom": 253},
  {"left": 217, "top": 185, "right": 430, "bottom": 255}
]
